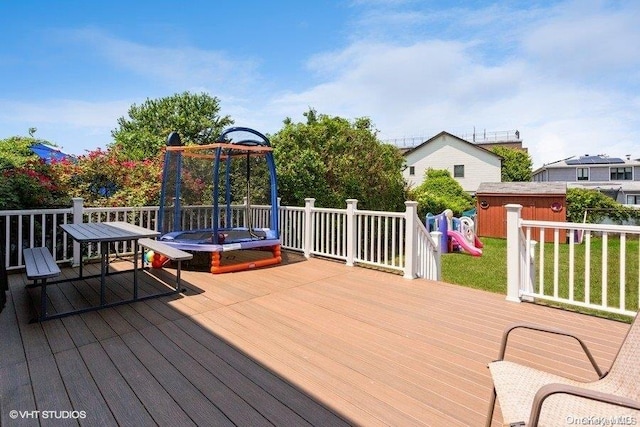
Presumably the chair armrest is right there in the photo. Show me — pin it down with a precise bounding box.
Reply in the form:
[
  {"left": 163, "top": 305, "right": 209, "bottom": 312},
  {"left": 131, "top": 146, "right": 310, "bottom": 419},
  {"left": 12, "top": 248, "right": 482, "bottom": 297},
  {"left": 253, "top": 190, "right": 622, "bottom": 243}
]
[
  {"left": 529, "top": 383, "right": 640, "bottom": 426},
  {"left": 496, "top": 323, "right": 604, "bottom": 377}
]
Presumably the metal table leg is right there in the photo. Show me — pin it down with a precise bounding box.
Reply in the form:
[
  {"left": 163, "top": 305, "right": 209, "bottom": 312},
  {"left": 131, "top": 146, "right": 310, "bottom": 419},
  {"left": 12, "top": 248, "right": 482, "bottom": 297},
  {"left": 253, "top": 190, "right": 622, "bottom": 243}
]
[{"left": 133, "top": 240, "right": 139, "bottom": 300}]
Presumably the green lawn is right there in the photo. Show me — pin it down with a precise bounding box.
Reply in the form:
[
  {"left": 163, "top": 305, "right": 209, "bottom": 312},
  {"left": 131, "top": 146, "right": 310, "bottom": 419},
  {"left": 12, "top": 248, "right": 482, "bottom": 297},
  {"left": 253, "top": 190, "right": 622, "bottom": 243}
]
[
  {"left": 441, "top": 237, "right": 508, "bottom": 294},
  {"left": 442, "top": 236, "right": 639, "bottom": 320}
]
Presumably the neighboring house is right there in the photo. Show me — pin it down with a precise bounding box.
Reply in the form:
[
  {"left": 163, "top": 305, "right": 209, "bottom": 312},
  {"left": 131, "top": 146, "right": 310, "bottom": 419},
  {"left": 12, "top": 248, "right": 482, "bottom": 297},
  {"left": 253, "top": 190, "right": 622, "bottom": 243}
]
[
  {"left": 532, "top": 154, "right": 640, "bottom": 206},
  {"left": 402, "top": 131, "right": 503, "bottom": 193}
]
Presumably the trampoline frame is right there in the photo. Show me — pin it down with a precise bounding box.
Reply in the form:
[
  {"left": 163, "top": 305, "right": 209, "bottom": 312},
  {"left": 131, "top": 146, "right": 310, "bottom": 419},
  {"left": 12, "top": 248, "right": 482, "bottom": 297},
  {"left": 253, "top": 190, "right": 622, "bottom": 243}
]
[{"left": 157, "top": 128, "right": 282, "bottom": 273}]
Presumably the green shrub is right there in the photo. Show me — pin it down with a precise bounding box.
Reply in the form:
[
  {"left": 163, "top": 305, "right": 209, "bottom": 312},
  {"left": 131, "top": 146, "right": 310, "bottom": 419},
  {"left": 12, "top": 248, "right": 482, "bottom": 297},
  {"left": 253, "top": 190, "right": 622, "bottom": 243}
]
[
  {"left": 567, "top": 188, "right": 640, "bottom": 224},
  {"left": 409, "top": 169, "right": 474, "bottom": 218}
]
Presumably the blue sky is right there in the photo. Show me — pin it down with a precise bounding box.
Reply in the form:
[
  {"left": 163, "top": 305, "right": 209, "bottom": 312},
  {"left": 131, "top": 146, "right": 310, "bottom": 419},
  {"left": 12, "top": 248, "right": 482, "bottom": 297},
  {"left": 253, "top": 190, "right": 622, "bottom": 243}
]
[{"left": 1, "top": 0, "right": 639, "bottom": 168}]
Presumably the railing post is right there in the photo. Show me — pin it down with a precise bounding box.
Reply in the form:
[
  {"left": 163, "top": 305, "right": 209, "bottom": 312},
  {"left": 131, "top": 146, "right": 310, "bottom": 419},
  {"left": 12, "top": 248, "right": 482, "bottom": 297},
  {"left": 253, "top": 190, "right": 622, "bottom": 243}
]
[
  {"left": 506, "top": 204, "right": 522, "bottom": 302},
  {"left": 345, "top": 199, "right": 358, "bottom": 267},
  {"left": 303, "top": 198, "right": 315, "bottom": 258},
  {"left": 522, "top": 240, "right": 537, "bottom": 302},
  {"left": 242, "top": 196, "right": 248, "bottom": 228},
  {"left": 72, "top": 198, "right": 83, "bottom": 267},
  {"left": 404, "top": 201, "right": 418, "bottom": 279},
  {"left": 430, "top": 231, "right": 442, "bottom": 281},
  {"left": 276, "top": 197, "right": 282, "bottom": 232}
]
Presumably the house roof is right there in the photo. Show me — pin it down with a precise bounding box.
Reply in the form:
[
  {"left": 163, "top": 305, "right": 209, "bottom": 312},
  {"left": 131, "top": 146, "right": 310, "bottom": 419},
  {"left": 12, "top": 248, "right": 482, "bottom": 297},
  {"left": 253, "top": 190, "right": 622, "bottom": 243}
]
[
  {"left": 477, "top": 182, "right": 567, "bottom": 195},
  {"left": 565, "top": 155, "right": 625, "bottom": 165},
  {"left": 402, "top": 131, "right": 502, "bottom": 160},
  {"left": 568, "top": 181, "right": 640, "bottom": 192}
]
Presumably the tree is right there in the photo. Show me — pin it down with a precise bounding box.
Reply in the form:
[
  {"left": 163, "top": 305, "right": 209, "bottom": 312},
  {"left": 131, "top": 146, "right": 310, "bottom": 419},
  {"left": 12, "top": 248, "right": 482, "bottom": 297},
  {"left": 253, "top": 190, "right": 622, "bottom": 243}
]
[
  {"left": 491, "top": 146, "right": 533, "bottom": 182},
  {"left": 409, "top": 169, "right": 474, "bottom": 219},
  {"left": 0, "top": 136, "right": 40, "bottom": 170},
  {"left": 111, "top": 92, "right": 234, "bottom": 160},
  {"left": 270, "top": 109, "right": 407, "bottom": 211}
]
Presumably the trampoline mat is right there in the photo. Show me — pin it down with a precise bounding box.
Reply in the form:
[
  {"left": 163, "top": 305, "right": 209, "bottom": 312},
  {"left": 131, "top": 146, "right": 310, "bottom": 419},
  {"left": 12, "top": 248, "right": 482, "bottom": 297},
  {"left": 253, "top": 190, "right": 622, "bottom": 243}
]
[{"left": 171, "top": 229, "right": 267, "bottom": 243}]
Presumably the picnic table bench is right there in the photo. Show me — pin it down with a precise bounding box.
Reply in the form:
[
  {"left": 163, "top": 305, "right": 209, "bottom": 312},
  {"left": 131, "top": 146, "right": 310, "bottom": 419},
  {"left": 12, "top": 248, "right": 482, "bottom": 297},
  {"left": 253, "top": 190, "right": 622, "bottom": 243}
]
[
  {"left": 23, "top": 247, "right": 61, "bottom": 321},
  {"left": 138, "top": 238, "right": 193, "bottom": 290}
]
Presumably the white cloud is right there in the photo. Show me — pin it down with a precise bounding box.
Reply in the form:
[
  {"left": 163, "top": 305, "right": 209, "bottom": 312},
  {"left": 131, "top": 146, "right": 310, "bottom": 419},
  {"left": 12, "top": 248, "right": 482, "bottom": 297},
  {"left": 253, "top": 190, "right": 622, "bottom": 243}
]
[
  {"left": 0, "top": 29, "right": 265, "bottom": 155},
  {"left": 0, "top": 99, "right": 128, "bottom": 128},
  {"left": 4, "top": 1, "right": 639, "bottom": 168},
  {"left": 0, "top": 98, "right": 131, "bottom": 154},
  {"left": 522, "top": 1, "right": 640, "bottom": 79},
  {"left": 62, "top": 28, "right": 259, "bottom": 94},
  {"left": 264, "top": 1, "right": 640, "bottom": 168}
]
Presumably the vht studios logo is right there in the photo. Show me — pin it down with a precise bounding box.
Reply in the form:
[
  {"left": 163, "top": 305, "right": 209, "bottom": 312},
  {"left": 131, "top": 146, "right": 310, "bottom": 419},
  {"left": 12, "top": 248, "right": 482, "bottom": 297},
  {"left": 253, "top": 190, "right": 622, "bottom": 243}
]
[{"left": 9, "top": 410, "right": 87, "bottom": 419}]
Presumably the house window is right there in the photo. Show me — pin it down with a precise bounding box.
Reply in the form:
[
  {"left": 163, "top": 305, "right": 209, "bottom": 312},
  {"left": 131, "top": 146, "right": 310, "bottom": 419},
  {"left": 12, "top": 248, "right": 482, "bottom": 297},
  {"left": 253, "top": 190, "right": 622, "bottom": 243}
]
[
  {"left": 454, "top": 165, "right": 464, "bottom": 178},
  {"left": 627, "top": 195, "right": 640, "bottom": 205},
  {"left": 576, "top": 168, "right": 589, "bottom": 181},
  {"left": 408, "top": 166, "right": 415, "bottom": 176},
  {"left": 610, "top": 167, "right": 632, "bottom": 180}
]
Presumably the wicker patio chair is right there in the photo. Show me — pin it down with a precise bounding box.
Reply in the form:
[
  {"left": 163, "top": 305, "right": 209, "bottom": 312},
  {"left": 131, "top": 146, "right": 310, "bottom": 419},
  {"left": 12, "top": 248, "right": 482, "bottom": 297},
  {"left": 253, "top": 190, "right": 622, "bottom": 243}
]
[{"left": 485, "top": 313, "right": 640, "bottom": 426}]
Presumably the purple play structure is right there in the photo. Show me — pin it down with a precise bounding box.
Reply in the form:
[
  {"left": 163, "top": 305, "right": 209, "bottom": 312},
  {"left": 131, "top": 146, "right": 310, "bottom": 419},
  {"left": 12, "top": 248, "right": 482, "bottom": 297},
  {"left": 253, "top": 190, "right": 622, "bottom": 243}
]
[{"left": 425, "top": 210, "right": 483, "bottom": 256}]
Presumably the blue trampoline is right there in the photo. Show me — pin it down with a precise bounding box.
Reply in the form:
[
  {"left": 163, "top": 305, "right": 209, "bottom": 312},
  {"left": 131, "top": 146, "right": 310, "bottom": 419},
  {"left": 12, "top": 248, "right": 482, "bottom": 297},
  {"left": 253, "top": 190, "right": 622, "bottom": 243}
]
[{"left": 157, "top": 127, "right": 281, "bottom": 273}]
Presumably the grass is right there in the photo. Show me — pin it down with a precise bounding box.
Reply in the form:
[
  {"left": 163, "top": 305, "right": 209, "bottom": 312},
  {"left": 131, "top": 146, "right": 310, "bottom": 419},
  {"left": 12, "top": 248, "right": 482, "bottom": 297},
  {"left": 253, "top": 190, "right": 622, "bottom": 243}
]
[
  {"left": 441, "top": 238, "right": 508, "bottom": 293},
  {"left": 442, "top": 236, "right": 639, "bottom": 321}
]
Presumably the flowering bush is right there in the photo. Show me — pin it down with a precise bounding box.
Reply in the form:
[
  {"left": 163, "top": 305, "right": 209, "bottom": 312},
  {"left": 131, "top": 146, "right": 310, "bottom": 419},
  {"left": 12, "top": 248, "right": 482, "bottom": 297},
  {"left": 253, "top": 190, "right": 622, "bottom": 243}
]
[
  {"left": 0, "top": 158, "right": 69, "bottom": 209},
  {"left": 50, "top": 146, "right": 163, "bottom": 207}
]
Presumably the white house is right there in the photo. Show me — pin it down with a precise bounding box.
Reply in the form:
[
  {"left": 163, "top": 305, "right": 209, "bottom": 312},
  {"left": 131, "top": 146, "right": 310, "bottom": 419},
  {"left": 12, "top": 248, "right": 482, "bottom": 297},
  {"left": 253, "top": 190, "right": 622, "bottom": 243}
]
[{"left": 402, "top": 131, "right": 503, "bottom": 193}]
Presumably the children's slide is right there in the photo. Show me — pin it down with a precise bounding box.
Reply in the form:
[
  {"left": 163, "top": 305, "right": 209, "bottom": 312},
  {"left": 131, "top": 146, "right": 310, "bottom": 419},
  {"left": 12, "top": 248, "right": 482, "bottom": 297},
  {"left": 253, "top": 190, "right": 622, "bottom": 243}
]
[{"left": 448, "top": 230, "right": 483, "bottom": 257}]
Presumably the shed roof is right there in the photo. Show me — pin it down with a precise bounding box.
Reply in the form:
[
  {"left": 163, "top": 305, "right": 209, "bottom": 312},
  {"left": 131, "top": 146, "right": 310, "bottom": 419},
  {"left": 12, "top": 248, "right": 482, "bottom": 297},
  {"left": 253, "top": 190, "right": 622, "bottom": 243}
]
[{"left": 477, "top": 182, "right": 566, "bottom": 195}]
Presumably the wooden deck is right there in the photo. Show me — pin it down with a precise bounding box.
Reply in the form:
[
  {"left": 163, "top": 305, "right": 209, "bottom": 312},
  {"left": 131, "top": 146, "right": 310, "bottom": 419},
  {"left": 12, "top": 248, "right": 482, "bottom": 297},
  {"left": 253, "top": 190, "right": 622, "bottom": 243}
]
[{"left": 0, "top": 251, "right": 632, "bottom": 426}]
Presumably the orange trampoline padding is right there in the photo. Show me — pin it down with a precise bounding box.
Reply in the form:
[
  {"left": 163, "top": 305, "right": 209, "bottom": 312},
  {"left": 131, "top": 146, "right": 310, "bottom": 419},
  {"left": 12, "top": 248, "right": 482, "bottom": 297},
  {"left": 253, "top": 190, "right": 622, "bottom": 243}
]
[{"left": 209, "top": 245, "right": 281, "bottom": 274}]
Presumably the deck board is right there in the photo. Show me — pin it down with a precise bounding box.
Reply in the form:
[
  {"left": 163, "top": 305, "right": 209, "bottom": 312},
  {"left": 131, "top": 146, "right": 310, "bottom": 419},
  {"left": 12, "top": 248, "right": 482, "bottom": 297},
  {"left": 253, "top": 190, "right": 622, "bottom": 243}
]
[
  {"left": 205, "top": 302, "right": 469, "bottom": 425},
  {"left": 0, "top": 361, "right": 38, "bottom": 427},
  {"left": 245, "top": 295, "right": 488, "bottom": 419},
  {"left": 53, "top": 348, "right": 117, "bottom": 425},
  {"left": 119, "top": 330, "right": 235, "bottom": 426},
  {"left": 136, "top": 325, "right": 274, "bottom": 427},
  {"left": 0, "top": 289, "right": 26, "bottom": 368},
  {"left": 1, "top": 251, "right": 632, "bottom": 426},
  {"left": 28, "top": 353, "right": 77, "bottom": 427},
  {"left": 168, "top": 317, "right": 351, "bottom": 427},
  {"left": 78, "top": 341, "right": 157, "bottom": 426},
  {"left": 100, "top": 334, "right": 197, "bottom": 426}
]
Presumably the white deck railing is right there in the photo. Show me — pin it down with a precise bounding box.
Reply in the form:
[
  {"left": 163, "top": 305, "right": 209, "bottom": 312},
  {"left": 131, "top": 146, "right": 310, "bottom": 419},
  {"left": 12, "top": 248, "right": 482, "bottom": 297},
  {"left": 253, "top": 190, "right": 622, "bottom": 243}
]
[
  {"left": 2, "top": 198, "right": 441, "bottom": 280},
  {"left": 506, "top": 204, "right": 639, "bottom": 317},
  {"left": 356, "top": 208, "right": 404, "bottom": 271},
  {"left": 0, "top": 207, "right": 74, "bottom": 269}
]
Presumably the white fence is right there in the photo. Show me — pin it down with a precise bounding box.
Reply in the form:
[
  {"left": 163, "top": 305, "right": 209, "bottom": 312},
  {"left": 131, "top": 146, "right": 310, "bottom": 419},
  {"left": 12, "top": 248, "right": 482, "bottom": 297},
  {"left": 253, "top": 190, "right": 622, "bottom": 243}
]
[
  {"left": 506, "top": 204, "right": 639, "bottom": 317},
  {"left": 1, "top": 198, "right": 441, "bottom": 281}
]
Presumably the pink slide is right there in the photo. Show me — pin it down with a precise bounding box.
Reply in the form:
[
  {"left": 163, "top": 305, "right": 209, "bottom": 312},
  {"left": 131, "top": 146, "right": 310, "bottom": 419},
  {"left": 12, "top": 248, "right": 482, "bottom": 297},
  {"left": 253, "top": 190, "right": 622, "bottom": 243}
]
[{"left": 448, "top": 230, "right": 483, "bottom": 257}]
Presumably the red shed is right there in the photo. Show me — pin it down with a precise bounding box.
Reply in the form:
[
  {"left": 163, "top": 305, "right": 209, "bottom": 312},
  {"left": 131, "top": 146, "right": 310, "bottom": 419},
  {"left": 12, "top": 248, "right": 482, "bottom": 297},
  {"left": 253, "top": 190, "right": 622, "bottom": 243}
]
[{"left": 476, "top": 182, "right": 567, "bottom": 242}]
